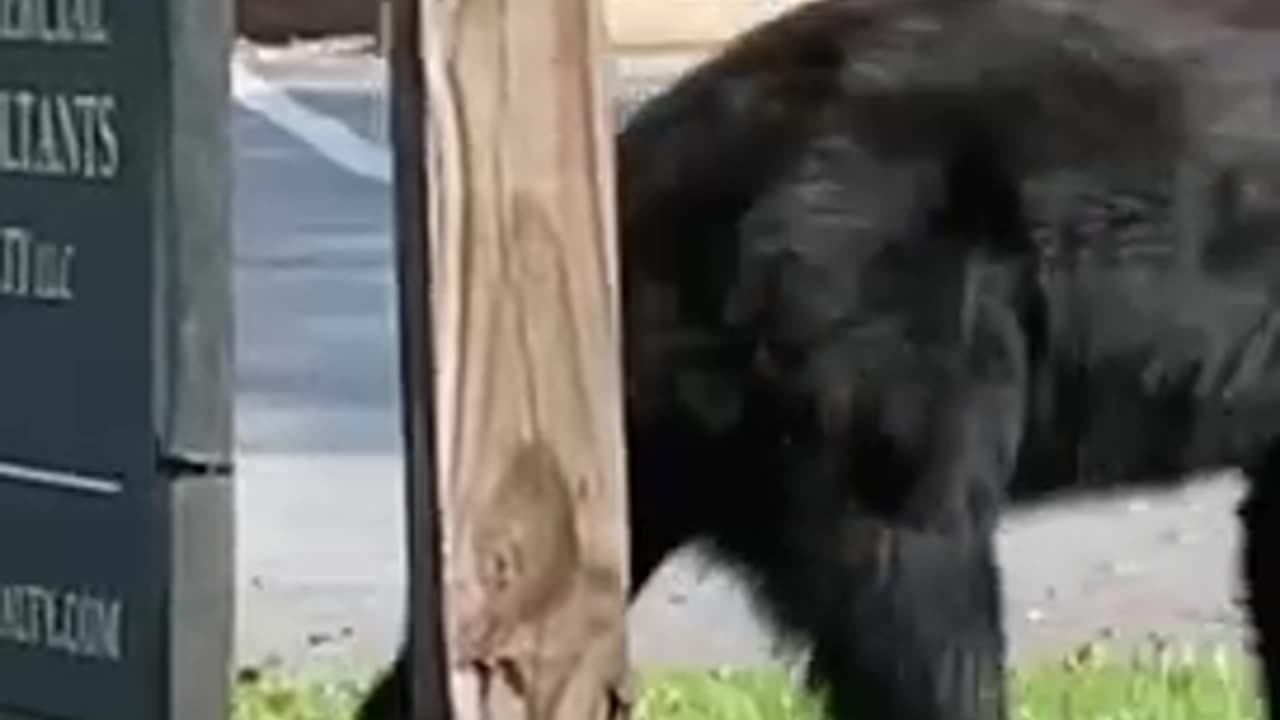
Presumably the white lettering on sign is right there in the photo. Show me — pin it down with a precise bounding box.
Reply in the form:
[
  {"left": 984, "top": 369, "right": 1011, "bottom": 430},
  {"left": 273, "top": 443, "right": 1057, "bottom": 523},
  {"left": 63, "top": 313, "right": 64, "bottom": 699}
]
[
  {"left": 0, "top": 584, "right": 124, "bottom": 662},
  {"left": 0, "top": 89, "right": 119, "bottom": 181},
  {"left": 0, "top": 0, "right": 109, "bottom": 45},
  {"left": 0, "top": 225, "right": 74, "bottom": 303}
]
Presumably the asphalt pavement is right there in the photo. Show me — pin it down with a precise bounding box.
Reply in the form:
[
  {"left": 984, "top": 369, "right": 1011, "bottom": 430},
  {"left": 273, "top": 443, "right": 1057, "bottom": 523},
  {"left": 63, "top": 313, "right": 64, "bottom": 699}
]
[{"left": 228, "top": 31, "right": 1275, "bottom": 683}]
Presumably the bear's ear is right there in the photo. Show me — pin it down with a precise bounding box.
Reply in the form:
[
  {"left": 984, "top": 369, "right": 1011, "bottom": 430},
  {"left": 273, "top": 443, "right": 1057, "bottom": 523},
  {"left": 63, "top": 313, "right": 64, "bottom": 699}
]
[
  {"left": 1209, "top": 165, "right": 1244, "bottom": 224},
  {"left": 1228, "top": 158, "right": 1280, "bottom": 225},
  {"left": 1220, "top": 143, "right": 1280, "bottom": 222},
  {"left": 1195, "top": 74, "right": 1280, "bottom": 231},
  {"left": 1194, "top": 150, "right": 1280, "bottom": 275}
]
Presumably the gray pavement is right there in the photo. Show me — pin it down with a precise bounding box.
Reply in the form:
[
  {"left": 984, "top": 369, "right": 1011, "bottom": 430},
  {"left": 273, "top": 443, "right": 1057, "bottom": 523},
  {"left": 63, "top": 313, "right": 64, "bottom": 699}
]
[
  {"left": 233, "top": 90, "right": 399, "bottom": 456},
  {"left": 229, "top": 30, "right": 1276, "bottom": 683}
]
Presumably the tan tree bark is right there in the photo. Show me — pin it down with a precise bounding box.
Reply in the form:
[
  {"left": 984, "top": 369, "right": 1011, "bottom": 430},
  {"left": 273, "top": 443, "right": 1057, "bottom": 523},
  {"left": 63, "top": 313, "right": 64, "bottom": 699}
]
[{"left": 417, "top": 0, "right": 632, "bottom": 717}]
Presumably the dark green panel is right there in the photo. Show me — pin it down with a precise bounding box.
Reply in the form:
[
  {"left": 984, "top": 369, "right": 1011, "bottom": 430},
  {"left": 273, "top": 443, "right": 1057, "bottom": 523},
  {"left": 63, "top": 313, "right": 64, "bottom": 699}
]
[{"left": 0, "top": 0, "right": 229, "bottom": 717}]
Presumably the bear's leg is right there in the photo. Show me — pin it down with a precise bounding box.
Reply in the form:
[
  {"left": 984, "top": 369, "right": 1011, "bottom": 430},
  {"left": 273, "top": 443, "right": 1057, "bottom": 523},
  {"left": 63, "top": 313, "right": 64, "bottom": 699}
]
[
  {"left": 740, "top": 381, "right": 1018, "bottom": 720},
  {"left": 802, "top": 521, "right": 1007, "bottom": 720},
  {"left": 626, "top": 425, "right": 710, "bottom": 592},
  {"left": 1241, "top": 449, "right": 1280, "bottom": 717}
]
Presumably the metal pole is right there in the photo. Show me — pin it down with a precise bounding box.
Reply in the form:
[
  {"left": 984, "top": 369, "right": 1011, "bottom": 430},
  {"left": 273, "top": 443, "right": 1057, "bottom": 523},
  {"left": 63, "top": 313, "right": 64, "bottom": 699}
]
[{"left": 389, "top": 0, "right": 451, "bottom": 716}]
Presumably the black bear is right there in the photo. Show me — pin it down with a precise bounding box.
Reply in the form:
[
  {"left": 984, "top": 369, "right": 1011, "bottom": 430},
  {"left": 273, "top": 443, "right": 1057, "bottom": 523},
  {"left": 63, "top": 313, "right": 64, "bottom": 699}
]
[{"left": 359, "top": 0, "right": 1280, "bottom": 718}]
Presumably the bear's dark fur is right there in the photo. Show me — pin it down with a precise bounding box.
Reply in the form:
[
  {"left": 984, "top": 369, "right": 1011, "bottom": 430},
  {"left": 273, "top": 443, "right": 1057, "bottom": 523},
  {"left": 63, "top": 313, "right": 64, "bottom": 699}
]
[{"left": 359, "top": 1, "right": 1280, "bottom": 718}]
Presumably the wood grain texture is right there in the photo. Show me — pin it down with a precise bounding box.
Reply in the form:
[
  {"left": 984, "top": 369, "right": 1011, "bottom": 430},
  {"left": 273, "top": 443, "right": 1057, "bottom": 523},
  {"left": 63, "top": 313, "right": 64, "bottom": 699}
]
[{"left": 418, "top": 0, "right": 631, "bottom": 716}]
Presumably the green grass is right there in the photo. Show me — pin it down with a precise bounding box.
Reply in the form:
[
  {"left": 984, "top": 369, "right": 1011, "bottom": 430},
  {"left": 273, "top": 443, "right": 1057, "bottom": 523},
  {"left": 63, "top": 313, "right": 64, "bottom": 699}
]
[
  {"left": 1007, "top": 638, "right": 1264, "bottom": 720},
  {"left": 232, "top": 637, "right": 1265, "bottom": 720},
  {"left": 232, "top": 666, "right": 368, "bottom": 720}
]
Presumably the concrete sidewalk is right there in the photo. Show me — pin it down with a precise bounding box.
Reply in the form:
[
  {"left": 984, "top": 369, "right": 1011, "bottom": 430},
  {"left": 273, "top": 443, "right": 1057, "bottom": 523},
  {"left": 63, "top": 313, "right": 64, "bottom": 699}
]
[
  {"left": 234, "top": 453, "right": 405, "bottom": 680},
  {"left": 233, "top": 451, "right": 1250, "bottom": 682}
]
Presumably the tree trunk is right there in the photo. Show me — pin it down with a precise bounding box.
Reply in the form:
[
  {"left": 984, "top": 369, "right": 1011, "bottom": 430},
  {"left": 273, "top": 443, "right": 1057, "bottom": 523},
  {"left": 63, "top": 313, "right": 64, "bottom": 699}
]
[{"left": 415, "top": 0, "right": 633, "bottom": 716}]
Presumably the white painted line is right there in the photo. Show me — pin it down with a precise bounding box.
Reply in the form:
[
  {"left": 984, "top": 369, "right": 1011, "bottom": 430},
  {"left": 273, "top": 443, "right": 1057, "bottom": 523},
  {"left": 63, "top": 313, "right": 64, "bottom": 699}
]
[
  {"left": 0, "top": 459, "right": 123, "bottom": 496},
  {"left": 230, "top": 58, "right": 392, "bottom": 185}
]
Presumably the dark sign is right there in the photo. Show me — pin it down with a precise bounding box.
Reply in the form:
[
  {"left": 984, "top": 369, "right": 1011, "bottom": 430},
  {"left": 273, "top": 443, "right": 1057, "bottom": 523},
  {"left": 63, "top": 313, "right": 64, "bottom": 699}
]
[{"left": 0, "top": 0, "right": 232, "bottom": 718}]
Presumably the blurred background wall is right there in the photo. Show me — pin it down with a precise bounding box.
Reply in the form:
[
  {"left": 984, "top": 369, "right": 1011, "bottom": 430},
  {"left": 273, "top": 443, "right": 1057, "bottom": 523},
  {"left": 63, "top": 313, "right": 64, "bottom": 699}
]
[{"left": 236, "top": 0, "right": 1280, "bottom": 46}]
